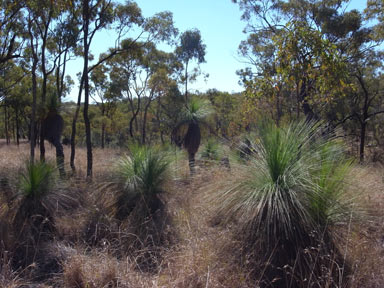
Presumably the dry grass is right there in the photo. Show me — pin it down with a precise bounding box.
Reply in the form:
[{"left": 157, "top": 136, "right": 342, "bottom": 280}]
[
  {"left": 0, "top": 140, "right": 122, "bottom": 180},
  {"left": 0, "top": 141, "right": 384, "bottom": 287}
]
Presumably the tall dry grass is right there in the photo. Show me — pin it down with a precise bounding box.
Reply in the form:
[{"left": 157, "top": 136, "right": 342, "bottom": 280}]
[{"left": 0, "top": 140, "right": 383, "bottom": 287}]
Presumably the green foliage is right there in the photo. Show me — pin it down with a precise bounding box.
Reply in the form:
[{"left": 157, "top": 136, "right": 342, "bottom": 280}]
[
  {"left": 309, "top": 141, "right": 354, "bottom": 226},
  {"left": 215, "top": 120, "right": 355, "bottom": 285},
  {"left": 115, "top": 145, "right": 171, "bottom": 218},
  {"left": 19, "top": 160, "right": 56, "bottom": 200},
  {"left": 183, "top": 97, "right": 213, "bottom": 123},
  {"left": 201, "top": 139, "right": 220, "bottom": 161},
  {"left": 176, "top": 29, "right": 206, "bottom": 64}
]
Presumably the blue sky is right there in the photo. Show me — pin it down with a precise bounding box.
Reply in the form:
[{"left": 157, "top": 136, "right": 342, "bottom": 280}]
[
  {"left": 65, "top": 0, "right": 246, "bottom": 102},
  {"left": 65, "top": 0, "right": 367, "bottom": 102}
]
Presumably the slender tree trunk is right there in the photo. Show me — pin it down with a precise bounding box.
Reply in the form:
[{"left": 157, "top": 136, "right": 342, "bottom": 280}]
[
  {"left": 142, "top": 99, "right": 152, "bottom": 145},
  {"left": 101, "top": 106, "right": 105, "bottom": 149},
  {"left": 4, "top": 105, "right": 10, "bottom": 145},
  {"left": 83, "top": 0, "right": 92, "bottom": 178},
  {"left": 70, "top": 79, "right": 83, "bottom": 172},
  {"left": 30, "top": 59, "right": 38, "bottom": 162},
  {"left": 101, "top": 123, "right": 105, "bottom": 149},
  {"left": 156, "top": 97, "right": 165, "bottom": 144},
  {"left": 39, "top": 125, "right": 45, "bottom": 161},
  {"left": 356, "top": 74, "right": 370, "bottom": 164},
  {"left": 129, "top": 99, "right": 141, "bottom": 140},
  {"left": 11, "top": 113, "right": 15, "bottom": 142},
  {"left": 299, "top": 79, "right": 317, "bottom": 121},
  {"left": 276, "top": 90, "right": 281, "bottom": 127},
  {"left": 39, "top": 14, "right": 52, "bottom": 162},
  {"left": 359, "top": 121, "right": 366, "bottom": 163},
  {"left": 15, "top": 106, "right": 19, "bottom": 145},
  {"left": 185, "top": 60, "right": 188, "bottom": 102},
  {"left": 28, "top": 14, "right": 39, "bottom": 162}
]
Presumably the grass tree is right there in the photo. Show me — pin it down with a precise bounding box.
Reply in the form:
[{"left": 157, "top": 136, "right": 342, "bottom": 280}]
[
  {"left": 214, "top": 121, "right": 355, "bottom": 287},
  {"left": 115, "top": 145, "right": 171, "bottom": 220},
  {"left": 43, "top": 94, "right": 65, "bottom": 177},
  {"left": 172, "top": 97, "right": 213, "bottom": 175},
  {"left": 12, "top": 161, "right": 67, "bottom": 268}
]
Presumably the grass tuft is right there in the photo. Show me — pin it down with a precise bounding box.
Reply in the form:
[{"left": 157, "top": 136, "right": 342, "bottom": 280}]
[{"left": 213, "top": 121, "right": 356, "bottom": 287}]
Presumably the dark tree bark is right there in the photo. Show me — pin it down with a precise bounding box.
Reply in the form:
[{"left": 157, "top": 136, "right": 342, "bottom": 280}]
[
  {"left": 70, "top": 77, "right": 83, "bottom": 173},
  {"left": 142, "top": 96, "right": 153, "bottom": 145},
  {"left": 4, "top": 105, "right": 10, "bottom": 145},
  {"left": 101, "top": 104, "right": 106, "bottom": 149},
  {"left": 44, "top": 113, "right": 65, "bottom": 176},
  {"left": 15, "top": 106, "right": 19, "bottom": 145},
  {"left": 83, "top": 0, "right": 92, "bottom": 178},
  {"left": 28, "top": 15, "right": 39, "bottom": 163},
  {"left": 38, "top": 6, "right": 53, "bottom": 162}
]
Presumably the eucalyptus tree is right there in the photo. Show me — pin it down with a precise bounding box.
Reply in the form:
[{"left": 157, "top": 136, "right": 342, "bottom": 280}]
[
  {"left": 105, "top": 40, "right": 179, "bottom": 144},
  {"left": 90, "top": 63, "right": 119, "bottom": 148},
  {"left": 22, "top": 0, "right": 77, "bottom": 163},
  {"left": 0, "top": 0, "right": 24, "bottom": 65},
  {"left": 336, "top": 50, "right": 384, "bottom": 162},
  {"left": 73, "top": 1, "right": 177, "bottom": 177},
  {"left": 0, "top": 63, "right": 30, "bottom": 145},
  {"left": 232, "top": 0, "right": 369, "bottom": 121},
  {"left": 175, "top": 29, "right": 206, "bottom": 101}
]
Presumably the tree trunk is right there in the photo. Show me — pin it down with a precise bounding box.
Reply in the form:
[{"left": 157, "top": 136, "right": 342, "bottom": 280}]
[
  {"left": 129, "top": 102, "right": 141, "bottom": 140},
  {"left": 83, "top": 0, "right": 92, "bottom": 178},
  {"left": 188, "top": 152, "right": 195, "bottom": 175},
  {"left": 101, "top": 105, "right": 105, "bottom": 149},
  {"left": 185, "top": 60, "right": 189, "bottom": 102},
  {"left": 39, "top": 125, "right": 45, "bottom": 161},
  {"left": 4, "top": 105, "right": 10, "bottom": 145},
  {"left": 70, "top": 78, "right": 83, "bottom": 173},
  {"left": 101, "top": 123, "right": 105, "bottom": 149},
  {"left": 54, "top": 137, "right": 65, "bottom": 177},
  {"left": 359, "top": 121, "right": 366, "bottom": 163},
  {"left": 39, "top": 13, "right": 52, "bottom": 162},
  {"left": 142, "top": 99, "right": 151, "bottom": 145},
  {"left": 30, "top": 57, "right": 38, "bottom": 163},
  {"left": 299, "top": 79, "right": 317, "bottom": 122},
  {"left": 276, "top": 90, "right": 281, "bottom": 127},
  {"left": 15, "top": 106, "right": 19, "bottom": 145}
]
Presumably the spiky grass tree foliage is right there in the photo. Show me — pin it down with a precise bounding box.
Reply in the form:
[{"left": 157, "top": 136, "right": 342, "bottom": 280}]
[
  {"left": 14, "top": 161, "right": 57, "bottom": 230},
  {"left": 215, "top": 121, "right": 354, "bottom": 287},
  {"left": 114, "top": 146, "right": 172, "bottom": 271},
  {"left": 12, "top": 161, "right": 59, "bottom": 268},
  {"left": 115, "top": 145, "right": 171, "bottom": 220},
  {"left": 172, "top": 97, "right": 213, "bottom": 174}
]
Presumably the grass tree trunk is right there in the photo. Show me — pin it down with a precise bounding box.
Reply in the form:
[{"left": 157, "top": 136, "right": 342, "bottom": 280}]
[
  {"left": 188, "top": 152, "right": 196, "bottom": 175},
  {"left": 184, "top": 122, "right": 201, "bottom": 176}
]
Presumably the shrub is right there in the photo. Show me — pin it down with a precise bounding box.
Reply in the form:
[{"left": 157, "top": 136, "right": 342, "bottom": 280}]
[
  {"left": 113, "top": 145, "right": 173, "bottom": 271},
  {"left": 214, "top": 121, "right": 355, "bottom": 287},
  {"left": 114, "top": 145, "right": 171, "bottom": 220},
  {"left": 201, "top": 139, "right": 220, "bottom": 161},
  {"left": 12, "top": 160, "right": 74, "bottom": 269}
]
